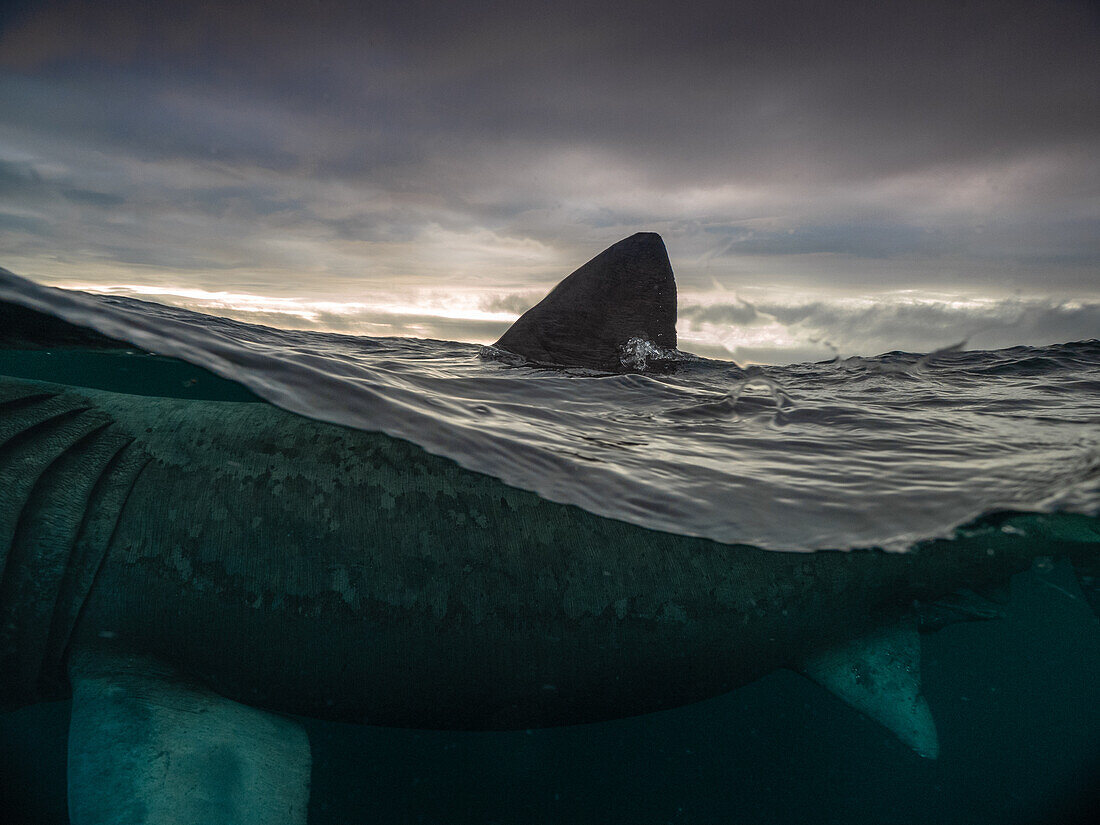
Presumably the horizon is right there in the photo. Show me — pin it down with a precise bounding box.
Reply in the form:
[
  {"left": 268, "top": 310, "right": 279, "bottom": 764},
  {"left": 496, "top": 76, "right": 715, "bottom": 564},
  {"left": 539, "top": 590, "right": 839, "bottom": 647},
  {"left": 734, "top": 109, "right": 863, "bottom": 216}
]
[{"left": 1, "top": 0, "right": 1097, "bottom": 364}]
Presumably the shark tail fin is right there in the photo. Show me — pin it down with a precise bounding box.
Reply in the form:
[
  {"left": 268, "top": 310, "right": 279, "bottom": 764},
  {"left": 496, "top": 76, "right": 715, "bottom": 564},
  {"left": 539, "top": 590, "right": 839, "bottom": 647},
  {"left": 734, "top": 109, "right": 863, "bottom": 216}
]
[{"left": 798, "top": 614, "right": 939, "bottom": 759}]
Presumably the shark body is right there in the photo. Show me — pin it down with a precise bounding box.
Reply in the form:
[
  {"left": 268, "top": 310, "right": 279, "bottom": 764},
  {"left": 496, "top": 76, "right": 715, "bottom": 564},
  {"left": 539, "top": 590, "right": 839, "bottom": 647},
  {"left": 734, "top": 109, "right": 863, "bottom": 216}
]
[
  {"left": 0, "top": 235, "right": 1096, "bottom": 823},
  {"left": 0, "top": 371, "right": 1096, "bottom": 824}
]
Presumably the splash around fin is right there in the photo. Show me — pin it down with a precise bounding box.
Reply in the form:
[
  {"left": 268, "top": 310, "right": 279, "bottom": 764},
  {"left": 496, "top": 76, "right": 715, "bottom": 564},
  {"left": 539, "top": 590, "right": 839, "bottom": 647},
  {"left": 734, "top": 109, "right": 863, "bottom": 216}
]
[{"left": 493, "top": 232, "right": 677, "bottom": 371}]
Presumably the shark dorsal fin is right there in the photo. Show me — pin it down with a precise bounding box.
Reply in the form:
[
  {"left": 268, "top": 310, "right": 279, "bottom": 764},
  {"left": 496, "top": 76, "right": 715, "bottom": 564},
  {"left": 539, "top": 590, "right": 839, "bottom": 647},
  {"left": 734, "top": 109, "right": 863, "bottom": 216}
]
[
  {"left": 798, "top": 615, "right": 940, "bottom": 758},
  {"left": 493, "top": 232, "right": 677, "bottom": 370}
]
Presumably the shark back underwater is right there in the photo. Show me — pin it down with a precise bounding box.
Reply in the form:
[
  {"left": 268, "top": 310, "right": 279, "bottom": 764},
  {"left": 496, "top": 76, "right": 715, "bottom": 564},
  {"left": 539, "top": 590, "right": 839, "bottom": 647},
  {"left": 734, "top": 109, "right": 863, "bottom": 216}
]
[{"left": 1, "top": 233, "right": 1098, "bottom": 824}]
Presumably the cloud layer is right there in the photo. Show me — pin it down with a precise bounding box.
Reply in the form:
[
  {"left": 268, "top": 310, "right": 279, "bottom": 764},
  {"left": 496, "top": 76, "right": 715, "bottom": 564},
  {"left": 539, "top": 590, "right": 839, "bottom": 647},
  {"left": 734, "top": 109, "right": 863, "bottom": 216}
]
[
  {"left": 679, "top": 295, "right": 1100, "bottom": 363},
  {"left": 0, "top": 0, "right": 1096, "bottom": 356}
]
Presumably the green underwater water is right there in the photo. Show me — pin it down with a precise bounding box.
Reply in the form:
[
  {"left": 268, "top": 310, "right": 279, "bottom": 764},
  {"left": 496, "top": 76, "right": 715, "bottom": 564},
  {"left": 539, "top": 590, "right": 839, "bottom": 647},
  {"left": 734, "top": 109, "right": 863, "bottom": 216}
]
[
  {"left": 2, "top": 560, "right": 1098, "bottom": 825},
  {"left": 0, "top": 349, "right": 260, "bottom": 403},
  {"left": 0, "top": 347, "right": 1098, "bottom": 823}
]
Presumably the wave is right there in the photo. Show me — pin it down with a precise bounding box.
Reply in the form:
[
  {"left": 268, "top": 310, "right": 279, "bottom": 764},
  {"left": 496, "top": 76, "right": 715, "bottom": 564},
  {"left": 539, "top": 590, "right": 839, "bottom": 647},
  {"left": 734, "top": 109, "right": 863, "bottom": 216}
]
[{"left": 1, "top": 266, "right": 1097, "bottom": 552}]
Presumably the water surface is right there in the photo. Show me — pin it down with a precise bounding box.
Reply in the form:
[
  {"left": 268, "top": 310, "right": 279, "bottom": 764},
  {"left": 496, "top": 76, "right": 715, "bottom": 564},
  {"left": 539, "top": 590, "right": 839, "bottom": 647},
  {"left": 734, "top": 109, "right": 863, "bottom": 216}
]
[{"left": 2, "top": 267, "right": 1097, "bottom": 553}]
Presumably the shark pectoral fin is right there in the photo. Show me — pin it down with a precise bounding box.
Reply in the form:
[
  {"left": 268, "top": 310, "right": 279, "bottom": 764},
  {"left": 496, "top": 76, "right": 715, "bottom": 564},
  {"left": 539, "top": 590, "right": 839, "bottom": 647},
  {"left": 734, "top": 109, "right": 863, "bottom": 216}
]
[
  {"left": 797, "top": 616, "right": 940, "bottom": 759},
  {"left": 67, "top": 649, "right": 311, "bottom": 825}
]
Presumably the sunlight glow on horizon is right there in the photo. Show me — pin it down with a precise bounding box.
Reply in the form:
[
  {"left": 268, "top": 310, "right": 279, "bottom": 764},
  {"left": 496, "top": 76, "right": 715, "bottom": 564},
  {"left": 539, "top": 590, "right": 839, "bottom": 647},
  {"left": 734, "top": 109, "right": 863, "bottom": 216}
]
[{"left": 48, "top": 280, "right": 526, "bottom": 331}]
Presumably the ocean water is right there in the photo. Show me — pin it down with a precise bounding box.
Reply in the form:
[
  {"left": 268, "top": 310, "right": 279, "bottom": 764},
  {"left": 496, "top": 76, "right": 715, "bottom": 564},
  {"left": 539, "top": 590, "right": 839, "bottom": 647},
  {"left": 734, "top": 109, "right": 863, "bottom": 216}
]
[
  {"left": 1, "top": 268, "right": 1098, "bottom": 554},
  {"left": 0, "top": 268, "right": 1098, "bottom": 824}
]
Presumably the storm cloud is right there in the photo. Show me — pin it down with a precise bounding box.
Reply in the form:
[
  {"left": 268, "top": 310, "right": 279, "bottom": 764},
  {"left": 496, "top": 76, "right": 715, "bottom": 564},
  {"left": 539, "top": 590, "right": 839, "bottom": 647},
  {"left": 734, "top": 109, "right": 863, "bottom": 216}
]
[
  {"left": 679, "top": 295, "right": 1100, "bottom": 363},
  {"left": 0, "top": 0, "right": 1096, "bottom": 359}
]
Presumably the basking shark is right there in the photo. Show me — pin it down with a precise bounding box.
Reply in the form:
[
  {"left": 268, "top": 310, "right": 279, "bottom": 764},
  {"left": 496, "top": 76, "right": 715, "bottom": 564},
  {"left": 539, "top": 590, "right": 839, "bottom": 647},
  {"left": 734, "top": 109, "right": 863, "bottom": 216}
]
[{"left": 0, "top": 236, "right": 1097, "bottom": 824}]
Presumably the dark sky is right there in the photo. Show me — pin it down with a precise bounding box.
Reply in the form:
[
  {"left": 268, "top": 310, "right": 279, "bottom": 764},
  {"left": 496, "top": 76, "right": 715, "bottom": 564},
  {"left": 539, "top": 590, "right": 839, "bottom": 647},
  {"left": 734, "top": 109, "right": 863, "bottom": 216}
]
[{"left": 1, "top": 0, "right": 1097, "bottom": 361}]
